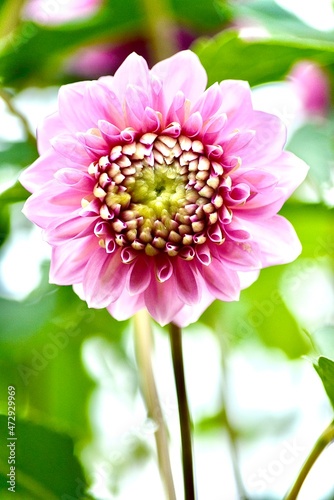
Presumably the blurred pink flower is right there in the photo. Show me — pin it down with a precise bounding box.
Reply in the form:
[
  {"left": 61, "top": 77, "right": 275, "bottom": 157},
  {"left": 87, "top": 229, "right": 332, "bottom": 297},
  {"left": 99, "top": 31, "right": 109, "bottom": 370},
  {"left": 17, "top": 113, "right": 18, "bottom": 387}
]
[
  {"left": 252, "top": 61, "right": 330, "bottom": 137},
  {"left": 23, "top": 0, "right": 102, "bottom": 25},
  {"left": 288, "top": 61, "right": 330, "bottom": 117},
  {"left": 20, "top": 51, "right": 308, "bottom": 326}
]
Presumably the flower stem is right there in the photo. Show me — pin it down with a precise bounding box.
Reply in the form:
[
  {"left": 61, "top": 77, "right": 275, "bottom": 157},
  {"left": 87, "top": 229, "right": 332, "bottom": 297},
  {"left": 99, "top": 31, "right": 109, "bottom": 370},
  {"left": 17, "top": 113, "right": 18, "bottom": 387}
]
[
  {"left": 134, "top": 310, "right": 176, "bottom": 500},
  {"left": 284, "top": 419, "right": 334, "bottom": 500},
  {"left": 0, "top": 88, "right": 36, "bottom": 145},
  {"left": 169, "top": 323, "right": 196, "bottom": 500},
  {"left": 140, "top": 0, "right": 178, "bottom": 62}
]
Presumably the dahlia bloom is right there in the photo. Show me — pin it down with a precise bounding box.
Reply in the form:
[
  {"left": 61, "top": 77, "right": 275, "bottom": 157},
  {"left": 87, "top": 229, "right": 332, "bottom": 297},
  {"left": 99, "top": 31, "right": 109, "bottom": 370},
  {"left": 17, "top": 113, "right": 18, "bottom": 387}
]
[
  {"left": 20, "top": 51, "right": 308, "bottom": 326},
  {"left": 288, "top": 61, "right": 330, "bottom": 117},
  {"left": 23, "top": 0, "right": 102, "bottom": 25}
]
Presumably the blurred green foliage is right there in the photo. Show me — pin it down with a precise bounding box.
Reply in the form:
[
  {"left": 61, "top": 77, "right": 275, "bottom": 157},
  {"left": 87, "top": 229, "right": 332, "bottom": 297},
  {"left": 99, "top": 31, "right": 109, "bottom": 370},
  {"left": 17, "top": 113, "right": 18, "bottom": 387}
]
[{"left": 0, "top": 0, "right": 334, "bottom": 498}]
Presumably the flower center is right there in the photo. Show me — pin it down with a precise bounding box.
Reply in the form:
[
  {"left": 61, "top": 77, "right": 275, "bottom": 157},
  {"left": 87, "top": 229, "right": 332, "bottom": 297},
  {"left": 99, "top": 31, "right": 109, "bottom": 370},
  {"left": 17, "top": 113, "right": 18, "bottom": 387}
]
[{"left": 87, "top": 131, "right": 226, "bottom": 259}]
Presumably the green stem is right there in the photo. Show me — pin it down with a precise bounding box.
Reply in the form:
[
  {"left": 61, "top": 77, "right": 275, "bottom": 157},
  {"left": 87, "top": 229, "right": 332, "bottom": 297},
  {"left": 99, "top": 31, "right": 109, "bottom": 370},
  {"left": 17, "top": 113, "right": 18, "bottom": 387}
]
[
  {"left": 134, "top": 310, "right": 176, "bottom": 500},
  {"left": 284, "top": 419, "right": 334, "bottom": 500},
  {"left": 0, "top": 88, "right": 36, "bottom": 145},
  {"left": 140, "top": 0, "right": 178, "bottom": 62},
  {"left": 219, "top": 338, "right": 248, "bottom": 499},
  {"left": 169, "top": 323, "right": 196, "bottom": 500},
  {"left": 0, "top": 0, "right": 26, "bottom": 38}
]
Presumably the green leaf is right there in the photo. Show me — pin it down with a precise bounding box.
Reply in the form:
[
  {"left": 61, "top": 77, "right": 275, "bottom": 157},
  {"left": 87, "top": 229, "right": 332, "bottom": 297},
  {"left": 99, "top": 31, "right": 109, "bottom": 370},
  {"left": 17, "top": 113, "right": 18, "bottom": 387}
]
[
  {"left": 221, "top": 0, "right": 334, "bottom": 42},
  {"left": 171, "top": 0, "right": 231, "bottom": 30},
  {"left": 314, "top": 356, "right": 334, "bottom": 408},
  {"left": 287, "top": 120, "right": 334, "bottom": 195},
  {"left": 0, "top": 415, "right": 91, "bottom": 499},
  {"left": 0, "top": 141, "right": 38, "bottom": 168},
  {"left": 0, "top": 0, "right": 143, "bottom": 87},
  {"left": 193, "top": 31, "right": 334, "bottom": 86},
  {"left": 0, "top": 202, "right": 10, "bottom": 247},
  {"left": 0, "top": 181, "right": 29, "bottom": 204}
]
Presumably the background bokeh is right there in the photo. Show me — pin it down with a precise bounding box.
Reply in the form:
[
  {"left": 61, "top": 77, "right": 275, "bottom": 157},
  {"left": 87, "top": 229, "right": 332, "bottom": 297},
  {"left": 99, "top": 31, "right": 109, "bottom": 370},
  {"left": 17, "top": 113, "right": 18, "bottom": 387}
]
[{"left": 0, "top": 0, "right": 334, "bottom": 499}]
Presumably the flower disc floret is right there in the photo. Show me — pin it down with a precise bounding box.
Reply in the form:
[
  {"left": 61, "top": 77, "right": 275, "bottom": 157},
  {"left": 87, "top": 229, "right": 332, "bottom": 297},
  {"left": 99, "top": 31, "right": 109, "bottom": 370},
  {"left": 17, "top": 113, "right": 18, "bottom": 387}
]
[
  {"left": 20, "top": 51, "right": 308, "bottom": 326},
  {"left": 87, "top": 131, "right": 228, "bottom": 261}
]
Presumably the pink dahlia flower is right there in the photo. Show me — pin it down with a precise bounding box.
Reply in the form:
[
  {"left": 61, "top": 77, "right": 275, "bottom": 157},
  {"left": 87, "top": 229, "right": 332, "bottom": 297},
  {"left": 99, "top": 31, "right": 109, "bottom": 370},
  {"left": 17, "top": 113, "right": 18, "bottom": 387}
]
[
  {"left": 23, "top": 0, "right": 102, "bottom": 25},
  {"left": 288, "top": 61, "right": 330, "bottom": 118},
  {"left": 20, "top": 51, "right": 308, "bottom": 326}
]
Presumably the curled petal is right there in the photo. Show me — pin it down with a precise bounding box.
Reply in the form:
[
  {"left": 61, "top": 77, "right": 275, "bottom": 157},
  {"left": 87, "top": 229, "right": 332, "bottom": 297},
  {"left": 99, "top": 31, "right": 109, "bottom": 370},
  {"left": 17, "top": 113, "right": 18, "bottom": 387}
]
[
  {"left": 121, "top": 246, "right": 138, "bottom": 263},
  {"left": 207, "top": 223, "right": 224, "bottom": 244},
  {"left": 183, "top": 112, "right": 203, "bottom": 137},
  {"left": 155, "top": 255, "right": 173, "bottom": 282},
  {"left": 195, "top": 244, "right": 212, "bottom": 266}
]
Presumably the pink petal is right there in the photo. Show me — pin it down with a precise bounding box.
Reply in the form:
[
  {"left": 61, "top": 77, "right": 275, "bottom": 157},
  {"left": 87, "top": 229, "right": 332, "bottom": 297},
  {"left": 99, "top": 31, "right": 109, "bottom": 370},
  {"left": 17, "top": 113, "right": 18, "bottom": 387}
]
[
  {"left": 83, "top": 81, "right": 124, "bottom": 129},
  {"left": 37, "top": 111, "right": 66, "bottom": 154},
  {"left": 107, "top": 289, "right": 145, "bottom": 321},
  {"left": 83, "top": 249, "right": 128, "bottom": 307},
  {"left": 22, "top": 180, "right": 82, "bottom": 227},
  {"left": 233, "top": 170, "right": 278, "bottom": 195},
  {"left": 166, "top": 91, "right": 186, "bottom": 125},
  {"left": 174, "top": 259, "right": 201, "bottom": 305},
  {"left": 54, "top": 168, "right": 93, "bottom": 192},
  {"left": 183, "top": 112, "right": 203, "bottom": 137},
  {"left": 77, "top": 131, "right": 108, "bottom": 155},
  {"left": 51, "top": 134, "right": 94, "bottom": 162},
  {"left": 219, "top": 80, "right": 253, "bottom": 131},
  {"left": 124, "top": 84, "right": 150, "bottom": 130},
  {"left": 202, "top": 258, "right": 240, "bottom": 301},
  {"left": 58, "top": 81, "right": 94, "bottom": 132},
  {"left": 152, "top": 51, "right": 207, "bottom": 109},
  {"left": 192, "top": 82, "right": 223, "bottom": 121},
  {"left": 19, "top": 149, "right": 61, "bottom": 192},
  {"left": 243, "top": 215, "right": 302, "bottom": 266},
  {"left": 127, "top": 256, "right": 151, "bottom": 295},
  {"left": 50, "top": 235, "right": 97, "bottom": 285},
  {"left": 241, "top": 111, "right": 287, "bottom": 165},
  {"left": 202, "top": 113, "right": 227, "bottom": 143},
  {"left": 260, "top": 151, "right": 309, "bottom": 199},
  {"left": 223, "top": 130, "right": 255, "bottom": 154},
  {"left": 144, "top": 274, "right": 184, "bottom": 326},
  {"left": 173, "top": 286, "right": 215, "bottom": 327},
  {"left": 155, "top": 254, "right": 173, "bottom": 282},
  {"left": 195, "top": 244, "right": 212, "bottom": 266},
  {"left": 215, "top": 240, "right": 262, "bottom": 271},
  {"left": 44, "top": 214, "right": 98, "bottom": 245},
  {"left": 233, "top": 187, "right": 293, "bottom": 219},
  {"left": 112, "top": 52, "right": 151, "bottom": 102}
]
